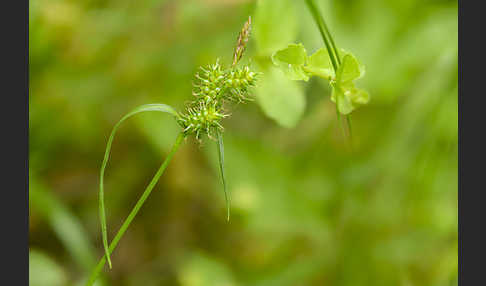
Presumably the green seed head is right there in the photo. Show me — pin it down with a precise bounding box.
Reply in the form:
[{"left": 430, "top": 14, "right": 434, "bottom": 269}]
[
  {"left": 177, "top": 16, "right": 260, "bottom": 141},
  {"left": 177, "top": 61, "right": 259, "bottom": 140}
]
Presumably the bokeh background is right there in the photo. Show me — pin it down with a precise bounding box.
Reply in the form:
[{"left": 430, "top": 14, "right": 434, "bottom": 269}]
[{"left": 29, "top": 0, "right": 458, "bottom": 285}]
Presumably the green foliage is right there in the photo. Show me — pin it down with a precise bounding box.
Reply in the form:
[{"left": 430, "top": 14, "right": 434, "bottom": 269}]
[
  {"left": 98, "top": 104, "right": 179, "bottom": 269},
  {"left": 272, "top": 44, "right": 369, "bottom": 115},
  {"left": 88, "top": 133, "right": 185, "bottom": 286},
  {"left": 306, "top": 48, "right": 334, "bottom": 80},
  {"left": 255, "top": 67, "right": 306, "bottom": 128},
  {"left": 331, "top": 53, "right": 369, "bottom": 115},
  {"left": 271, "top": 43, "right": 309, "bottom": 81},
  {"left": 29, "top": 0, "right": 458, "bottom": 285},
  {"left": 252, "top": 0, "right": 306, "bottom": 128},
  {"left": 87, "top": 17, "right": 259, "bottom": 285},
  {"left": 254, "top": 0, "right": 298, "bottom": 56}
]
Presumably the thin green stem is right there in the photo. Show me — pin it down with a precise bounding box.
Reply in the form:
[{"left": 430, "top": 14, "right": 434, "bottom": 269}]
[
  {"left": 321, "top": 13, "right": 341, "bottom": 66},
  {"left": 346, "top": 115, "right": 353, "bottom": 140},
  {"left": 305, "top": 0, "right": 353, "bottom": 142},
  {"left": 304, "top": 0, "right": 340, "bottom": 72},
  {"left": 85, "top": 132, "right": 185, "bottom": 286}
]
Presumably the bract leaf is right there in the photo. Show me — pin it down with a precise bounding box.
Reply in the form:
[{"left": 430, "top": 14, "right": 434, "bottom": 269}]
[{"left": 216, "top": 130, "right": 230, "bottom": 221}]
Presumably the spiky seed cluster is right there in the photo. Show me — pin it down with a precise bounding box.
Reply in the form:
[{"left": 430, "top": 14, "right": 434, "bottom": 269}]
[
  {"left": 176, "top": 16, "right": 259, "bottom": 141},
  {"left": 177, "top": 101, "right": 227, "bottom": 139},
  {"left": 193, "top": 60, "right": 226, "bottom": 104},
  {"left": 177, "top": 62, "right": 259, "bottom": 140},
  {"left": 226, "top": 66, "right": 258, "bottom": 102}
]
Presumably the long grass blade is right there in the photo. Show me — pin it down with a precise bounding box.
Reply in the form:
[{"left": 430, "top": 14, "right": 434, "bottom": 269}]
[
  {"left": 99, "top": 104, "right": 178, "bottom": 269},
  {"left": 88, "top": 132, "right": 185, "bottom": 286},
  {"left": 216, "top": 130, "right": 230, "bottom": 221}
]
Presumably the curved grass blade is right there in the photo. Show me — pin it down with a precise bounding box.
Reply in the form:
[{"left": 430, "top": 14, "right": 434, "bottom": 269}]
[
  {"left": 216, "top": 130, "right": 230, "bottom": 221},
  {"left": 99, "top": 104, "right": 178, "bottom": 269},
  {"left": 87, "top": 132, "right": 185, "bottom": 286}
]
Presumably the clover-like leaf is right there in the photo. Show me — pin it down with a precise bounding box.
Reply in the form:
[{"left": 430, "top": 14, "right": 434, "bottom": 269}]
[
  {"left": 336, "top": 53, "right": 363, "bottom": 83},
  {"left": 331, "top": 81, "right": 369, "bottom": 115},
  {"left": 331, "top": 84, "right": 354, "bottom": 115},
  {"left": 271, "top": 43, "right": 309, "bottom": 81},
  {"left": 305, "top": 47, "right": 334, "bottom": 80},
  {"left": 349, "top": 88, "right": 370, "bottom": 106},
  {"left": 271, "top": 43, "right": 369, "bottom": 116}
]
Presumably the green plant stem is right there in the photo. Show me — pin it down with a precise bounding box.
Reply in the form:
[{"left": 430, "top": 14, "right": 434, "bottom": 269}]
[
  {"left": 346, "top": 115, "right": 353, "bottom": 140},
  {"left": 85, "top": 132, "right": 185, "bottom": 286},
  {"left": 304, "top": 0, "right": 340, "bottom": 71},
  {"left": 305, "top": 0, "right": 353, "bottom": 141}
]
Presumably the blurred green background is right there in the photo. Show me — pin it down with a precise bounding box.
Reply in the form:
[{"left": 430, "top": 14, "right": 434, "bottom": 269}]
[{"left": 29, "top": 0, "right": 457, "bottom": 285}]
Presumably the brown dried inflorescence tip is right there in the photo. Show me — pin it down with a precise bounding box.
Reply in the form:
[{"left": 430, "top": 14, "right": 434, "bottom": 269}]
[{"left": 232, "top": 16, "right": 252, "bottom": 67}]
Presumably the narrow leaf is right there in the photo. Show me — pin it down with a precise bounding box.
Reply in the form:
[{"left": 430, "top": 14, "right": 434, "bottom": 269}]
[
  {"left": 99, "top": 104, "right": 178, "bottom": 269},
  {"left": 216, "top": 130, "right": 230, "bottom": 221}
]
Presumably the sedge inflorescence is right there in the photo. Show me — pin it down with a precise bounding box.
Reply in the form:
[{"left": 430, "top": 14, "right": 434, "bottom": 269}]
[
  {"left": 176, "top": 17, "right": 259, "bottom": 140},
  {"left": 91, "top": 16, "right": 259, "bottom": 286}
]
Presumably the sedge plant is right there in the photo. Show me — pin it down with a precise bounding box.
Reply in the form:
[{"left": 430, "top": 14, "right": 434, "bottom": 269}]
[
  {"left": 271, "top": 0, "right": 370, "bottom": 138},
  {"left": 85, "top": 17, "right": 259, "bottom": 286}
]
